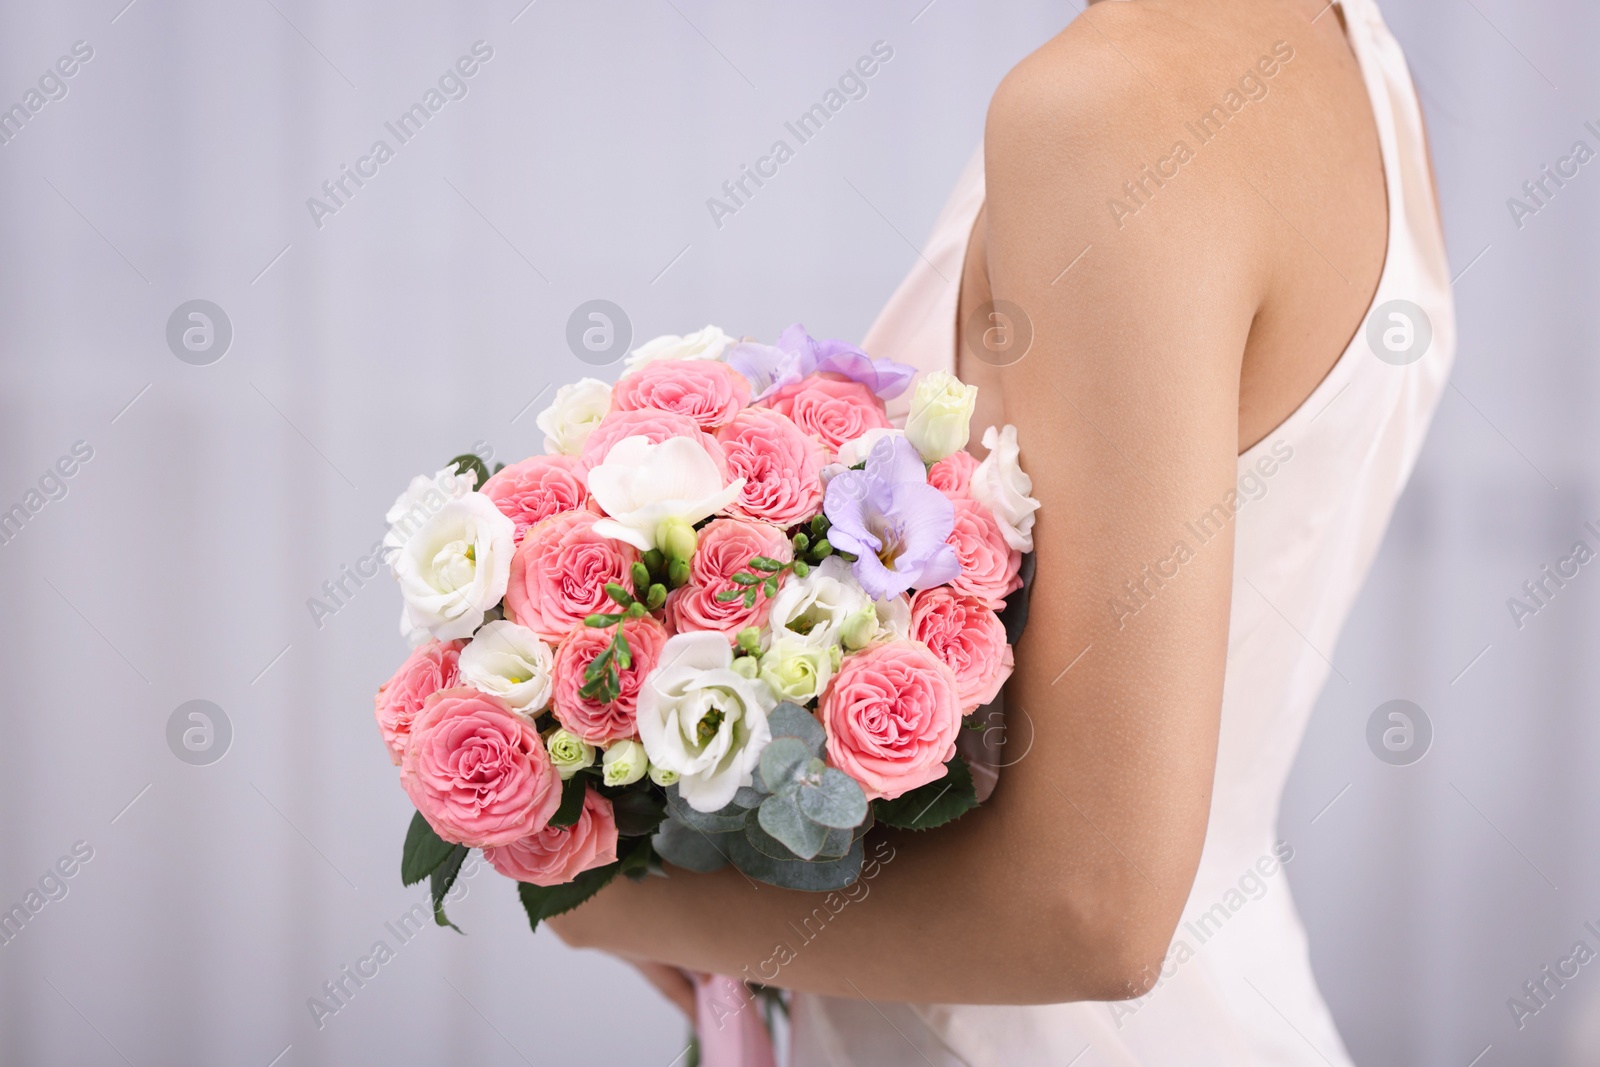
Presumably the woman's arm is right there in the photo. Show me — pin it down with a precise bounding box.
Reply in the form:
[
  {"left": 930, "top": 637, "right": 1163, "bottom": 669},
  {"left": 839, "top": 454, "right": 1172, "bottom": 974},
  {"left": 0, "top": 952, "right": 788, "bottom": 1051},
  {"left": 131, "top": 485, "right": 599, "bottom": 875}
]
[{"left": 550, "top": 10, "right": 1273, "bottom": 1005}]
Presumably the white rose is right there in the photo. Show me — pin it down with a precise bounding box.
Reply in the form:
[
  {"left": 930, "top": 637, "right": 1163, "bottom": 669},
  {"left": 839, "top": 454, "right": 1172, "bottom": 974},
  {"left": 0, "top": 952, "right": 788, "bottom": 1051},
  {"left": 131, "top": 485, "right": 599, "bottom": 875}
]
[
  {"left": 383, "top": 463, "right": 477, "bottom": 557},
  {"left": 392, "top": 492, "right": 515, "bottom": 643},
  {"left": 586, "top": 435, "right": 744, "bottom": 552},
  {"left": 765, "top": 555, "right": 870, "bottom": 647},
  {"left": 636, "top": 631, "right": 776, "bottom": 812},
  {"left": 602, "top": 739, "right": 649, "bottom": 787},
  {"left": 905, "top": 370, "right": 978, "bottom": 462},
  {"left": 622, "top": 325, "right": 733, "bottom": 374},
  {"left": 971, "top": 424, "right": 1040, "bottom": 552},
  {"left": 458, "top": 620, "right": 555, "bottom": 716},
  {"left": 835, "top": 428, "right": 906, "bottom": 468},
  {"left": 536, "top": 377, "right": 612, "bottom": 456}
]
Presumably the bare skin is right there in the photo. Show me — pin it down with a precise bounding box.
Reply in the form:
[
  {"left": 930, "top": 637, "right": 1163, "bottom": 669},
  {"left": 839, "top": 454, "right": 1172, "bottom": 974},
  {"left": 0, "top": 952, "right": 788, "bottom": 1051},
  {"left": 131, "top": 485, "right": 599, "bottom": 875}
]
[{"left": 553, "top": 0, "right": 1391, "bottom": 1007}]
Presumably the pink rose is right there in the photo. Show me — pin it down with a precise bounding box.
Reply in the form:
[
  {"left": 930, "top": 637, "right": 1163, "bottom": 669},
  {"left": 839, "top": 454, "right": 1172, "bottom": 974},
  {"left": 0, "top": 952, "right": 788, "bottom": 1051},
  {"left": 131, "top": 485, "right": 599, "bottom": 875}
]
[
  {"left": 578, "top": 407, "right": 729, "bottom": 478},
  {"left": 481, "top": 455, "right": 590, "bottom": 542},
  {"left": 928, "top": 450, "right": 979, "bottom": 499},
  {"left": 714, "top": 407, "right": 826, "bottom": 528},
  {"left": 766, "top": 374, "right": 892, "bottom": 453},
  {"left": 374, "top": 640, "right": 464, "bottom": 765},
  {"left": 551, "top": 615, "right": 669, "bottom": 744},
  {"left": 820, "top": 641, "right": 962, "bottom": 801},
  {"left": 910, "top": 588, "right": 1014, "bottom": 714},
  {"left": 945, "top": 498, "right": 1023, "bottom": 609},
  {"left": 400, "top": 688, "right": 561, "bottom": 847},
  {"left": 612, "top": 358, "right": 751, "bottom": 430},
  {"left": 504, "top": 510, "right": 639, "bottom": 642},
  {"left": 483, "top": 788, "right": 618, "bottom": 887},
  {"left": 664, "top": 517, "right": 793, "bottom": 639}
]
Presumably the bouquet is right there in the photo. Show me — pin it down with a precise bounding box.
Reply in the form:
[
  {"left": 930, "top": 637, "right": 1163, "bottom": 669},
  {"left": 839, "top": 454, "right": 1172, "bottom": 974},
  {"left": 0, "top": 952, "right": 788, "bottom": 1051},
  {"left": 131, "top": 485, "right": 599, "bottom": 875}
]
[{"left": 372, "top": 322, "right": 1040, "bottom": 990}]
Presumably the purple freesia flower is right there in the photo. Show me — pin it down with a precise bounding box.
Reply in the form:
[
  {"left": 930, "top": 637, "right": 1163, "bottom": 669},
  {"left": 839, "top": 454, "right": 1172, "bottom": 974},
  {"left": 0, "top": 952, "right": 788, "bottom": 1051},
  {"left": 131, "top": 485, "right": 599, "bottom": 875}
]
[
  {"left": 823, "top": 434, "right": 961, "bottom": 600},
  {"left": 725, "top": 324, "right": 916, "bottom": 403}
]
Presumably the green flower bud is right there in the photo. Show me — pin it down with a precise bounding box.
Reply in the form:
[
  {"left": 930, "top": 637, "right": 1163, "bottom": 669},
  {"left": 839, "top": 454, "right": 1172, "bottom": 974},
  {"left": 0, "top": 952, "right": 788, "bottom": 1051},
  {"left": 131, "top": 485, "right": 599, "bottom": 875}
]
[
  {"left": 627, "top": 600, "right": 647, "bottom": 618},
  {"left": 730, "top": 655, "right": 760, "bottom": 680},
  {"left": 791, "top": 560, "right": 810, "bottom": 578},
  {"left": 736, "top": 627, "right": 762, "bottom": 655},
  {"left": 839, "top": 606, "right": 879, "bottom": 651},
  {"left": 811, "top": 538, "right": 832, "bottom": 559},
  {"left": 631, "top": 561, "right": 651, "bottom": 590},
  {"left": 646, "top": 583, "right": 668, "bottom": 610},
  {"left": 659, "top": 518, "right": 698, "bottom": 564},
  {"left": 545, "top": 729, "right": 595, "bottom": 780},
  {"left": 648, "top": 763, "right": 679, "bottom": 787},
  {"left": 642, "top": 548, "right": 666, "bottom": 576},
  {"left": 601, "top": 739, "right": 648, "bottom": 787},
  {"left": 792, "top": 531, "right": 809, "bottom": 552},
  {"left": 667, "top": 557, "right": 691, "bottom": 588}
]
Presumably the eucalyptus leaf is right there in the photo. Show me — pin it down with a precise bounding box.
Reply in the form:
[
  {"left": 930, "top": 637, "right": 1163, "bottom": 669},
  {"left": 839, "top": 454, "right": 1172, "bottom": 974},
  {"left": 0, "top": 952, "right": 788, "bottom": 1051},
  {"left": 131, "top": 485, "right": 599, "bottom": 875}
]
[
  {"left": 517, "top": 862, "right": 620, "bottom": 931},
  {"left": 758, "top": 737, "right": 813, "bottom": 799},
  {"left": 740, "top": 818, "right": 850, "bottom": 862},
  {"left": 664, "top": 786, "right": 751, "bottom": 833},
  {"left": 617, "top": 836, "right": 654, "bottom": 882},
  {"left": 726, "top": 833, "right": 864, "bottom": 891},
  {"left": 732, "top": 785, "right": 767, "bottom": 808},
  {"left": 872, "top": 752, "right": 978, "bottom": 831},
  {"left": 652, "top": 816, "right": 734, "bottom": 873},
  {"left": 757, "top": 793, "right": 829, "bottom": 859},
  {"left": 797, "top": 767, "right": 868, "bottom": 830},
  {"left": 767, "top": 702, "right": 826, "bottom": 754},
  {"left": 401, "top": 810, "right": 458, "bottom": 887}
]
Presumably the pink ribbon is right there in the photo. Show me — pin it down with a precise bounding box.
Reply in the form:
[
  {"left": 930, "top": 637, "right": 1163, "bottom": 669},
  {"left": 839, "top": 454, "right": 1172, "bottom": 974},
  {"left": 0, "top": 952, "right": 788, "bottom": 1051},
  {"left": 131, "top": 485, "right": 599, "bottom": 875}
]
[{"left": 694, "top": 973, "right": 777, "bottom": 1067}]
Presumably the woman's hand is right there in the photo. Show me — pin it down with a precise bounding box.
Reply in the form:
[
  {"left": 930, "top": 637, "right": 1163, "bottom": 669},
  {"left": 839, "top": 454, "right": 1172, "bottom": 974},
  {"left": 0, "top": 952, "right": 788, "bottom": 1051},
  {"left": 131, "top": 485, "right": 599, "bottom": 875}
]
[{"left": 626, "top": 957, "right": 698, "bottom": 1019}]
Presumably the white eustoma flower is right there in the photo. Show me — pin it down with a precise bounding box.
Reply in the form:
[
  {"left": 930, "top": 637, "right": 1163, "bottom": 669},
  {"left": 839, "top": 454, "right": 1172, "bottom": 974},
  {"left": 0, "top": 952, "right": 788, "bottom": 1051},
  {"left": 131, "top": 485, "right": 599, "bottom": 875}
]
[
  {"left": 383, "top": 463, "right": 476, "bottom": 558},
  {"left": 905, "top": 370, "right": 978, "bottom": 462},
  {"left": 971, "top": 424, "right": 1040, "bottom": 552},
  {"left": 765, "top": 556, "right": 870, "bottom": 647},
  {"left": 636, "top": 631, "right": 776, "bottom": 812},
  {"left": 536, "top": 378, "right": 612, "bottom": 456},
  {"left": 621, "top": 325, "right": 732, "bottom": 375},
  {"left": 458, "top": 620, "right": 555, "bottom": 716},
  {"left": 392, "top": 492, "right": 515, "bottom": 644},
  {"left": 835, "top": 427, "right": 906, "bottom": 468},
  {"left": 586, "top": 435, "right": 744, "bottom": 552}
]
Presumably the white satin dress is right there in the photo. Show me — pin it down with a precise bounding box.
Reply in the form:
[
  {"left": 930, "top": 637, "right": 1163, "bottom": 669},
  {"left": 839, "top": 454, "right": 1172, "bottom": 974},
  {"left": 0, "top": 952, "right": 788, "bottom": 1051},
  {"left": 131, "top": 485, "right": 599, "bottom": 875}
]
[{"left": 789, "top": 0, "right": 1454, "bottom": 1062}]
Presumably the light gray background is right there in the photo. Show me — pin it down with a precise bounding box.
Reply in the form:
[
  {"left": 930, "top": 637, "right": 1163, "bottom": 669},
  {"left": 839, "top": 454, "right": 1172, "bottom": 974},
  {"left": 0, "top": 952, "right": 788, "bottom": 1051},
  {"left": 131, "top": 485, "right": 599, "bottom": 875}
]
[{"left": 0, "top": 0, "right": 1594, "bottom": 1064}]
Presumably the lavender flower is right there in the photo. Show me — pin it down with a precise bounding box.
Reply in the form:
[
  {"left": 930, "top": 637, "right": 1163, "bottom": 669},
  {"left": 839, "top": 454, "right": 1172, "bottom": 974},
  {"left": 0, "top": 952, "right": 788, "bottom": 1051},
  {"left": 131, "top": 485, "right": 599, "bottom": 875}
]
[
  {"left": 823, "top": 434, "right": 960, "bottom": 600},
  {"left": 725, "top": 324, "right": 915, "bottom": 403}
]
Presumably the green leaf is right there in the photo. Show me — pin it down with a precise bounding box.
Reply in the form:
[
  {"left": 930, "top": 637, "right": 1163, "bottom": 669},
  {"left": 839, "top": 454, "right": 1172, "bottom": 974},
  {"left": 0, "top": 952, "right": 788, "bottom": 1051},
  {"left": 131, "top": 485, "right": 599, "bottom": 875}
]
[
  {"left": 725, "top": 831, "right": 864, "bottom": 890},
  {"left": 743, "top": 816, "right": 852, "bottom": 862},
  {"left": 757, "top": 793, "right": 828, "bottom": 860},
  {"left": 430, "top": 845, "right": 470, "bottom": 931},
  {"left": 651, "top": 816, "right": 734, "bottom": 873},
  {"left": 517, "top": 862, "right": 620, "bottom": 932},
  {"left": 731, "top": 785, "right": 767, "bottom": 808},
  {"left": 548, "top": 776, "right": 588, "bottom": 829},
  {"left": 767, "top": 702, "right": 827, "bottom": 755},
  {"left": 401, "top": 810, "right": 459, "bottom": 887},
  {"left": 758, "top": 737, "right": 814, "bottom": 799},
  {"left": 609, "top": 789, "right": 667, "bottom": 837},
  {"left": 447, "top": 453, "right": 490, "bottom": 490},
  {"left": 617, "top": 835, "right": 655, "bottom": 882},
  {"left": 872, "top": 752, "right": 978, "bottom": 830},
  {"left": 664, "top": 786, "right": 752, "bottom": 833},
  {"left": 798, "top": 767, "right": 869, "bottom": 830}
]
